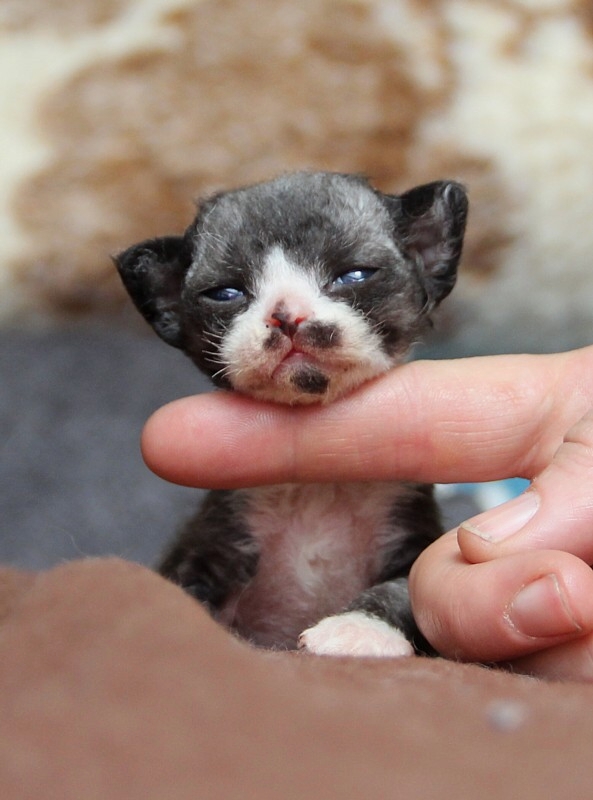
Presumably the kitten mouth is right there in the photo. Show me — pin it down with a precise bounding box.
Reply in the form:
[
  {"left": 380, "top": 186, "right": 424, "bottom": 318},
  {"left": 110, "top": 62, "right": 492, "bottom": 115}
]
[
  {"left": 273, "top": 345, "right": 327, "bottom": 374},
  {"left": 271, "top": 349, "right": 315, "bottom": 379},
  {"left": 279, "top": 348, "right": 314, "bottom": 367},
  {"left": 271, "top": 348, "right": 328, "bottom": 389}
]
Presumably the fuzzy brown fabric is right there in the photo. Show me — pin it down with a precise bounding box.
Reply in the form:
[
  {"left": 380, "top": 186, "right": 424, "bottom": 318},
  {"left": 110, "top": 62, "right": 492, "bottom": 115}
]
[{"left": 0, "top": 558, "right": 591, "bottom": 799}]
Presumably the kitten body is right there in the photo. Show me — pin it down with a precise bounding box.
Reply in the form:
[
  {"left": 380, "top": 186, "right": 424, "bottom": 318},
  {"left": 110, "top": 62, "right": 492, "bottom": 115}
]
[{"left": 116, "top": 172, "right": 468, "bottom": 656}]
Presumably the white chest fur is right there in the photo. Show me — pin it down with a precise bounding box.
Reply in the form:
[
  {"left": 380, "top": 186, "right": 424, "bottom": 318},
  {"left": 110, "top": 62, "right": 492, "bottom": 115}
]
[{"left": 217, "top": 481, "right": 409, "bottom": 649}]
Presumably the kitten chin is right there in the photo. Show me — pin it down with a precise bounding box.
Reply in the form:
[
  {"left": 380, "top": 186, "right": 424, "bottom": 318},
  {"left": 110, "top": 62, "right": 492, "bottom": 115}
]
[
  {"left": 237, "top": 365, "right": 361, "bottom": 406},
  {"left": 219, "top": 324, "right": 397, "bottom": 407}
]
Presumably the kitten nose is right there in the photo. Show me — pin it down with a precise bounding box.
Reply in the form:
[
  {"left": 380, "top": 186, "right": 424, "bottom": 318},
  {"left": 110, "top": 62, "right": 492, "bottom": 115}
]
[{"left": 269, "top": 311, "right": 306, "bottom": 338}]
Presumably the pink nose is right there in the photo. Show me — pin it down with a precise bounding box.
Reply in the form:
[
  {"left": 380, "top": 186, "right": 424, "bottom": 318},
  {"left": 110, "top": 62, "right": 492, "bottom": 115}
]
[{"left": 269, "top": 312, "right": 306, "bottom": 338}]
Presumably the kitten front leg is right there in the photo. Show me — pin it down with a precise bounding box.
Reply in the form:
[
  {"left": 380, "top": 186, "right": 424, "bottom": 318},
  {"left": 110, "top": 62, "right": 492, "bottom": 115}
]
[
  {"left": 158, "top": 489, "right": 259, "bottom": 615},
  {"left": 298, "top": 578, "right": 434, "bottom": 658}
]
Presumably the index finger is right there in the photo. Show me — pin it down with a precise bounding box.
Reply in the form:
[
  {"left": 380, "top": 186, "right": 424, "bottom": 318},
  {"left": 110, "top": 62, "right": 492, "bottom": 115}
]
[{"left": 141, "top": 348, "right": 593, "bottom": 489}]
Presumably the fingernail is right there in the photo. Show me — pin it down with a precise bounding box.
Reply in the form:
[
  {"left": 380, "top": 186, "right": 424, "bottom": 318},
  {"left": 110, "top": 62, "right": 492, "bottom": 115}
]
[
  {"left": 507, "top": 574, "right": 582, "bottom": 639},
  {"left": 459, "top": 490, "right": 539, "bottom": 543}
]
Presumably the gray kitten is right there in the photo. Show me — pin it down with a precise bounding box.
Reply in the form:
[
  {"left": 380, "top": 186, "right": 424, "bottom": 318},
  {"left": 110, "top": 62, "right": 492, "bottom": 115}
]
[{"left": 115, "top": 171, "right": 467, "bottom": 657}]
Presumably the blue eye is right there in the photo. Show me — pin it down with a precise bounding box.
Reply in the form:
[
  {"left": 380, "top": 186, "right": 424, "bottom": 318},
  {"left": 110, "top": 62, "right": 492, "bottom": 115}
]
[
  {"left": 332, "top": 268, "right": 377, "bottom": 286},
  {"left": 203, "top": 286, "right": 245, "bottom": 302}
]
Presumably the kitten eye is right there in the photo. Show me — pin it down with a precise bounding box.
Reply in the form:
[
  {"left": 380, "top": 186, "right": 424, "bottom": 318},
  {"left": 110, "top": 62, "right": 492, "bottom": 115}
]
[
  {"left": 332, "top": 268, "right": 377, "bottom": 287},
  {"left": 202, "top": 286, "right": 246, "bottom": 302}
]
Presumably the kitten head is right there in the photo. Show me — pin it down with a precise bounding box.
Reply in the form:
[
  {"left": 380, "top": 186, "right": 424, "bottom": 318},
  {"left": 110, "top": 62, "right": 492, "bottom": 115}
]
[{"left": 115, "top": 172, "right": 467, "bottom": 404}]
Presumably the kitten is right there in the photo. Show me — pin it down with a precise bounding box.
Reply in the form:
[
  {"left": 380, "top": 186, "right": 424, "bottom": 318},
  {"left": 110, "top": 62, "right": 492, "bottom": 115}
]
[{"left": 115, "top": 171, "right": 468, "bottom": 657}]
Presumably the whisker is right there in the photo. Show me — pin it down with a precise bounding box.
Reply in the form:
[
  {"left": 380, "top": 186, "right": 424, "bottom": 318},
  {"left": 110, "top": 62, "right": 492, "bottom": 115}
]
[
  {"left": 203, "top": 328, "right": 225, "bottom": 340},
  {"left": 202, "top": 351, "right": 226, "bottom": 364},
  {"left": 211, "top": 365, "right": 231, "bottom": 381}
]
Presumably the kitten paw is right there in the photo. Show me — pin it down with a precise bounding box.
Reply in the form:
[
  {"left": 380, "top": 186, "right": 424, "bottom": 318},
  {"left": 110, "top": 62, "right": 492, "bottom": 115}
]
[{"left": 297, "top": 611, "right": 414, "bottom": 658}]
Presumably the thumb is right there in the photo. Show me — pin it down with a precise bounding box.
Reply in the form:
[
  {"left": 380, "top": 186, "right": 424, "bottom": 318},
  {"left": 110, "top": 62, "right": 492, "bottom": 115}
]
[{"left": 457, "top": 409, "right": 593, "bottom": 565}]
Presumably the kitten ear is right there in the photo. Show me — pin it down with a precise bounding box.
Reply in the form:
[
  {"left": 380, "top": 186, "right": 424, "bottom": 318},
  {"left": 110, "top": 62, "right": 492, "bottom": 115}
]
[
  {"left": 389, "top": 181, "right": 468, "bottom": 307},
  {"left": 114, "top": 235, "right": 191, "bottom": 348}
]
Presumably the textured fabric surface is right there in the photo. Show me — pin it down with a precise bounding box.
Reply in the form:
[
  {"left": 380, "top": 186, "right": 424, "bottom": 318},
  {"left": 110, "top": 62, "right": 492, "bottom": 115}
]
[
  {"left": 3, "top": 1, "right": 593, "bottom": 357},
  {"left": 0, "top": 557, "right": 591, "bottom": 800},
  {"left": 0, "top": 320, "right": 206, "bottom": 569}
]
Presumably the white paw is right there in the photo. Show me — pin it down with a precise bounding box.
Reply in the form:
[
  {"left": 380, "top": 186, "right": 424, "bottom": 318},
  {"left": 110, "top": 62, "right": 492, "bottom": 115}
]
[{"left": 297, "top": 611, "right": 414, "bottom": 658}]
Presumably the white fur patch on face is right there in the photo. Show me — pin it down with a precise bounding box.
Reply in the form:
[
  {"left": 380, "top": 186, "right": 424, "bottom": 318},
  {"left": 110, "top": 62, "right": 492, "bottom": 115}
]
[
  {"left": 219, "top": 246, "right": 393, "bottom": 404},
  {"left": 255, "top": 245, "right": 320, "bottom": 322},
  {"left": 298, "top": 611, "right": 414, "bottom": 658}
]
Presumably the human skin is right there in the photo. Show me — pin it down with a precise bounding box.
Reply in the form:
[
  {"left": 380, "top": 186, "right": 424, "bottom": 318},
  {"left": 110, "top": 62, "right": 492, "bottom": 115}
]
[{"left": 142, "top": 346, "right": 593, "bottom": 680}]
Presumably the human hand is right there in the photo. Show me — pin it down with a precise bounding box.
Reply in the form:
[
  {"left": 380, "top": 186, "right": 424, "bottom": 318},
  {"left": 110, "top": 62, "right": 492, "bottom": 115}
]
[
  {"left": 411, "top": 403, "right": 593, "bottom": 680},
  {"left": 142, "top": 346, "right": 593, "bottom": 680}
]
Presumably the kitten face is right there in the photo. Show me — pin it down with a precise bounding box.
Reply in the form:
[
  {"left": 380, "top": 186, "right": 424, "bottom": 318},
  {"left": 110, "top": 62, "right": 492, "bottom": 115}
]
[
  {"left": 115, "top": 172, "right": 468, "bottom": 404},
  {"left": 196, "top": 244, "right": 399, "bottom": 404}
]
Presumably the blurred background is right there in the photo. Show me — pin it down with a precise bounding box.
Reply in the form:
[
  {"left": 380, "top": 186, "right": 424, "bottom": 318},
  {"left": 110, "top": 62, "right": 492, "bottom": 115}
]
[{"left": 1, "top": 0, "right": 591, "bottom": 569}]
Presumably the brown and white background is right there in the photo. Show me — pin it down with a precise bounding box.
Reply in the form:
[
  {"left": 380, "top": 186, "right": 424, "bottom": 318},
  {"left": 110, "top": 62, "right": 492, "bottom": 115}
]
[{"left": 1, "top": 0, "right": 593, "bottom": 567}]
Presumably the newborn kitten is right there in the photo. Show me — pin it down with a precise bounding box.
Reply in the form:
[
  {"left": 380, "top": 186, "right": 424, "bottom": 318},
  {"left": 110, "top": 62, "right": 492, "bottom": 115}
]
[{"left": 115, "top": 171, "right": 468, "bottom": 657}]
